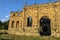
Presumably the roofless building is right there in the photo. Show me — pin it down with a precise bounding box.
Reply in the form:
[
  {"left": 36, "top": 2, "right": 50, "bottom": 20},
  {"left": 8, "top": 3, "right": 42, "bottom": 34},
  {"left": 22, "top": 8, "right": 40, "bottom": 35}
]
[{"left": 8, "top": 2, "right": 60, "bottom": 37}]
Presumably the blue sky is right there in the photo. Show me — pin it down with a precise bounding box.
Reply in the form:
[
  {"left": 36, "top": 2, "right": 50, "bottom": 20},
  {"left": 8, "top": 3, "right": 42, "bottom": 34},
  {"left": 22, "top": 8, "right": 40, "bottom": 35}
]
[{"left": 0, "top": 0, "right": 57, "bottom": 22}]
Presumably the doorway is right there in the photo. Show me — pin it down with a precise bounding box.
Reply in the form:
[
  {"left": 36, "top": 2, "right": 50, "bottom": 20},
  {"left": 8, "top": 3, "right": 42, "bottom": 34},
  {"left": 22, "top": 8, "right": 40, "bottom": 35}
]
[{"left": 40, "top": 16, "right": 51, "bottom": 36}]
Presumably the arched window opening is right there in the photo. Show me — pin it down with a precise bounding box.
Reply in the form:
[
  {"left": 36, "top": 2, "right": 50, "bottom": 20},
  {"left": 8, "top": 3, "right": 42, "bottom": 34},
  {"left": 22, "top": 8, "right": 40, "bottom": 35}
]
[
  {"left": 13, "top": 14, "right": 15, "bottom": 16},
  {"left": 27, "top": 16, "right": 32, "bottom": 27},
  {"left": 11, "top": 21, "right": 14, "bottom": 28},
  {"left": 16, "top": 21, "right": 19, "bottom": 28},
  {"left": 17, "top": 14, "right": 20, "bottom": 16}
]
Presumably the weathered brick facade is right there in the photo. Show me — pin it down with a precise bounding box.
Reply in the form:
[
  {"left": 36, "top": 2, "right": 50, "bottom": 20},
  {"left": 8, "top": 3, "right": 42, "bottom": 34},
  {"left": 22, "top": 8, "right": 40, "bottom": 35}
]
[{"left": 8, "top": 2, "right": 60, "bottom": 37}]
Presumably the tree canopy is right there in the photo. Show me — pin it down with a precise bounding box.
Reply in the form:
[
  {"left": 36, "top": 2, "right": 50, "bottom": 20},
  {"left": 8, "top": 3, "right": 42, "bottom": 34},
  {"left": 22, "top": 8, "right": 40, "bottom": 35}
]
[{"left": 0, "top": 20, "right": 9, "bottom": 30}]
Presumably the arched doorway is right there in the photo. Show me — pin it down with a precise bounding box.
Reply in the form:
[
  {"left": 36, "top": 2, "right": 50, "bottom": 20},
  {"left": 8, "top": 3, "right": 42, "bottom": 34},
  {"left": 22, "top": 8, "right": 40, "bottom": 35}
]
[{"left": 40, "top": 16, "right": 51, "bottom": 36}]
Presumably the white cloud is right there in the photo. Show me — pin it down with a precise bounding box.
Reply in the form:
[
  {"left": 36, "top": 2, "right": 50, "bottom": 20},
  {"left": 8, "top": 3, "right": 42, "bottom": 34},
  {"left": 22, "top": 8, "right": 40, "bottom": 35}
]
[
  {"left": 5, "top": 15, "right": 9, "bottom": 18},
  {"left": 1, "top": 19, "right": 6, "bottom": 22},
  {"left": 1, "top": 15, "right": 10, "bottom": 22}
]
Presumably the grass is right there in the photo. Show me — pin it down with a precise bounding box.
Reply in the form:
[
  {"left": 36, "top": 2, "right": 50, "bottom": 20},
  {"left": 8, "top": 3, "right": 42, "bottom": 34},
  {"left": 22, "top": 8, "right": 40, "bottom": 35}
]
[
  {"left": 0, "top": 30, "right": 60, "bottom": 40},
  {"left": 0, "top": 34, "right": 60, "bottom": 40}
]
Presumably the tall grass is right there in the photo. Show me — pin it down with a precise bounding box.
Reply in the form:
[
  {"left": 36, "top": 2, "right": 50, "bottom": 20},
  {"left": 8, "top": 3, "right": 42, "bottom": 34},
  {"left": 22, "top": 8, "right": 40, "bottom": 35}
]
[{"left": 0, "top": 34, "right": 60, "bottom": 40}]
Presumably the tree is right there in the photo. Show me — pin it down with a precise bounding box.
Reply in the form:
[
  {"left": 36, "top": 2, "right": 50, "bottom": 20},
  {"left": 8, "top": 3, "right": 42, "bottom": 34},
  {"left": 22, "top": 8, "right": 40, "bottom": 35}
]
[
  {"left": 0, "top": 20, "right": 3, "bottom": 26},
  {"left": 0, "top": 20, "right": 9, "bottom": 30},
  {"left": 3, "top": 20, "right": 9, "bottom": 30}
]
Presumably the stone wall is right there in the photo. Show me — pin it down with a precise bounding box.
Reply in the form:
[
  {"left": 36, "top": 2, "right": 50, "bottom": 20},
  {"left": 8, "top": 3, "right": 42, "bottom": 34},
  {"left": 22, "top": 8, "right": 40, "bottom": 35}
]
[{"left": 8, "top": 2, "right": 60, "bottom": 37}]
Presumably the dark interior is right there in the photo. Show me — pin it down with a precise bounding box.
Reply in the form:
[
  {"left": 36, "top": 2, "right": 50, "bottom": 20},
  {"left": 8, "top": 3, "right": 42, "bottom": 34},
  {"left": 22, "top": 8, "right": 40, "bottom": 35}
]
[
  {"left": 27, "top": 17, "right": 32, "bottom": 27},
  {"left": 40, "top": 16, "right": 51, "bottom": 36}
]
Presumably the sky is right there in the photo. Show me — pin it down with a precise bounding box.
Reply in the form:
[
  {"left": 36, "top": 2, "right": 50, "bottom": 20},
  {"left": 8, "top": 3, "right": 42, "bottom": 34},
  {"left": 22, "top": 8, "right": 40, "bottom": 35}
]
[{"left": 0, "top": 0, "right": 57, "bottom": 22}]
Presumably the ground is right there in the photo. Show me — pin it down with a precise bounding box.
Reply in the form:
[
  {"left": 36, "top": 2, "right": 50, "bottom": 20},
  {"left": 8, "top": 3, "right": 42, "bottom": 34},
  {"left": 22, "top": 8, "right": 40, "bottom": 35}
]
[
  {"left": 0, "top": 30, "right": 60, "bottom": 40},
  {"left": 0, "top": 34, "right": 60, "bottom": 40}
]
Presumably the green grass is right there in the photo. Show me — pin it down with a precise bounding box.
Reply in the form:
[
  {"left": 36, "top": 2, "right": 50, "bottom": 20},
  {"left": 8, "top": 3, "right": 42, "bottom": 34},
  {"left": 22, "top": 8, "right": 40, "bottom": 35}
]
[
  {"left": 0, "top": 34, "right": 60, "bottom": 40},
  {"left": 0, "top": 30, "right": 60, "bottom": 40}
]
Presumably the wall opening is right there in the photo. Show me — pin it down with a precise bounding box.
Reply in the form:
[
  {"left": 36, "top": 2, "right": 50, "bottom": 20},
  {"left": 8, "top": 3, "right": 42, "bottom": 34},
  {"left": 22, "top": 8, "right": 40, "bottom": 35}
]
[
  {"left": 27, "top": 16, "right": 32, "bottom": 27},
  {"left": 40, "top": 16, "right": 51, "bottom": 36},
  {"left": 16, "top": 21, "right": 19, "bottom": 28},
  {"left": 11, "top": 21, "right": 14, "bottom": 28}
]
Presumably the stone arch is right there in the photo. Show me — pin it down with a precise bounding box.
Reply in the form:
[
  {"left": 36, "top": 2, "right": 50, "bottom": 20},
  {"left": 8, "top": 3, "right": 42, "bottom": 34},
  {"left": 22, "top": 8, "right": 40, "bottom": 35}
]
[
  {"left": 13, "top": 14, "right": 15, "bottom": 16},
  {"left": 39, "top": 16, "right": 51, "bottom": 36},
  {"left": 11, "top": 21, "right": 14, "bottom": 28},
  {"left": 27, "top": 16, "right": 32, "bottom": 27},
  {"left": 16, "top": 21, "right": 19, "bottom": 28}
]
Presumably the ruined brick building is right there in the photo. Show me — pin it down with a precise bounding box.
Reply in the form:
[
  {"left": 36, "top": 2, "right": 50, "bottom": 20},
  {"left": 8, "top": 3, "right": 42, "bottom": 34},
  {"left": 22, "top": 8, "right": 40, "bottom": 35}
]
[{"left": 8, "top": 2, "right": 60, "bottom": 37}]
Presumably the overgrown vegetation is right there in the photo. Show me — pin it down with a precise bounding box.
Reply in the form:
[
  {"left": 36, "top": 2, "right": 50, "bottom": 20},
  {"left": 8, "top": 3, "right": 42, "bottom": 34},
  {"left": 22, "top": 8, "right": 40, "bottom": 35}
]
[
  {"left": 0, "top": 20, "right": 9, "bottom": 30},
  {"left": 0, "top": 20, "right": 60, "bottom": 40},
  {"left": 0, "top": 34, "right": 60, "bottom": 40}
]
